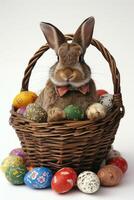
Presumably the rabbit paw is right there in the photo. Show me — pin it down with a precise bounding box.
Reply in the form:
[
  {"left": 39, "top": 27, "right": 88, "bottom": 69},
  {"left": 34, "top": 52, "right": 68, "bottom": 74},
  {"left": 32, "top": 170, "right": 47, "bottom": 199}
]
[
  {"left": 47, "top": 107, "right": 65, "bottom": 122},
  {"left": 86, "top": 103, "right": 106, "bottom": 121}
]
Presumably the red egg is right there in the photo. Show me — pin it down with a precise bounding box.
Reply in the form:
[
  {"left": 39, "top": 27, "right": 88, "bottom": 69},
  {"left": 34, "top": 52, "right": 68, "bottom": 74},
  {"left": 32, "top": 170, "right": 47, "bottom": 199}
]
[
  {"left": 107, "top": 156, "right": 128, "bottom": 173},
  {"left": 96, "top": 89, "right": 108, "bottom": 97},
  {"left": 51, "top": 167, "right": 77, "bottom": 193}
]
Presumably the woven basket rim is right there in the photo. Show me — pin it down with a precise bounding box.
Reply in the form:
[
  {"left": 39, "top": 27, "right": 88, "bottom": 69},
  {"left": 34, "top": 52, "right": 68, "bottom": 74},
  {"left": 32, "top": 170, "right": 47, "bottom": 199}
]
[
  {"left": 10, "top": 105, "right": 124, "bottom": 127},
  {"left": 21, "top": 34, "right": 122, "bottom": 96}
]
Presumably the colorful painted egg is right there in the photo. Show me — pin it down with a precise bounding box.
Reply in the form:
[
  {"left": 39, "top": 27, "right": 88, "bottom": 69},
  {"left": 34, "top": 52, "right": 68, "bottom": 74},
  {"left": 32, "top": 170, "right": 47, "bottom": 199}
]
[
  {"left": 24, "top": 103, "right": 47, "bottom": 122},
  {"left": 1, "top": 155, "right": 24, "bottom": 173},
  {"left": 64, "top": 105, "right": 84, "bottom": 120},
  {"left": 97, "top": 164, "right": 123, "bottom": 186},
  {"left": 51, "top": 167, "right": 77, "bottom": 193},
  {"left": 77, "top": 171, "right": 100, "bottom": 194},
  {"left": 26, "top": 166, "right": 34, "bottom": 171},
  {"left": 10, "top": 148, "right": 26, "bottom": 160},
  {"left": 96, "top": 89, "right": 108, "bottom": 97},
  {"left": 107, "top": 156, "right": 128, "bottom": 173},
  {"left": 12, "top": 91, "right": 38, "bottom": 109},
  {"left": 17, "top": 107, "right": 26, "bottom": 115},
  {"left": 99, "top": 94, "right": 113, "bottom": 110},
  {"left": 24, "top": 167, "right": 53, "bottom": 189},
  {"left": 5, "top": 165, "right": 27, "bottom": 185}
]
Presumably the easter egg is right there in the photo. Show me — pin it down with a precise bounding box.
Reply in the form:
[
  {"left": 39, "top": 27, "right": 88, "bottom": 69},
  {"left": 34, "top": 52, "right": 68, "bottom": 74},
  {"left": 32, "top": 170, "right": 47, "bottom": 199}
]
[
  {"left": 17, "top": 107, "right": 26, "bottom": 115},
  {"left": 1, "top": 155, "right": 24, "bottom": 173},
  {"left": 24, "top": 167, "right": 53, "bottom": 189},
  {"left": 5, "top": 165, "right": 27, "bottom": 185},
  {"left": 107, "top": 156, "right": 128, "bottom": 173},
  {"left": 64, "top": 105, "right": 84, "bottom": 120},
  {"left": 24, "top": 103, "right": 47, "bottom": 122},
  {"left": 107, "top": 149, "right": 121, "bottom": 160},
  {"left": 97, "top": 164, "right": 123, "bottom": 186},
  {"left": 51, "top": 167, "right": 77, "bottom": 193},
  {"left": 77, "top": 171, "right": 100, "bottom": 194},
  {"left": 96, "top": 89, "right": 108, "bottom": 97},
  {"left": 99, "top": 94, "right": 113, "bottom": 110},
  {"left": 12, "top": 91, "right": 38, "bottom": 109},
  {"left": 10, "top": 148, "right": 26, "bottom": 160},
  {"left": 26, "top": 166, "right": 34, "bottom": 171}
]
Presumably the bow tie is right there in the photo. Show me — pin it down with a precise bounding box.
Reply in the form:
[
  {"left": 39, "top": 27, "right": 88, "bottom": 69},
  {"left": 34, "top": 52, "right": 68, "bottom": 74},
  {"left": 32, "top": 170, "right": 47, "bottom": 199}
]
[{"left": 56, "top": 83, "right": 90, "bottom": 97}]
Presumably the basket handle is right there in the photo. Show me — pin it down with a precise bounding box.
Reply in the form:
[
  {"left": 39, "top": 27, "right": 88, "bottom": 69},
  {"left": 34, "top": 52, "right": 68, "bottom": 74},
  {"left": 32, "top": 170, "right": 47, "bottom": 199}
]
[{"left": 21, "top": 34, "right": 124, "bottom": 109}]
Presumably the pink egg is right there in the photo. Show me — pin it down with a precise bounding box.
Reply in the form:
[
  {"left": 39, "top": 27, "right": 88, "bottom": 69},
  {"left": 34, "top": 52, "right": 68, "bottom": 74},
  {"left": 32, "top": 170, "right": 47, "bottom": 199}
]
[
  {"left": 17, "top": 107, "right": 26, "bottom": 115},
  {"left": 10, "top": 148, "right": 26, "bottom": 160}
]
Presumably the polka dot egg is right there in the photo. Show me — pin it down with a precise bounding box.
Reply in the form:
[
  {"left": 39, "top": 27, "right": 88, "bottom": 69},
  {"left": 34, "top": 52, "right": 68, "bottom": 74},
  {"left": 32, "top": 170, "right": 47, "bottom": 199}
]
[
  {"left": 12, "top": 91, "right": 38, "bottom": 109},
  {"left": 77, "top": 171, "right": 100, "bottom": 194},
  {"left": 51, "top": 167, "right": 77, "bottom": 193},
  {"left": 99, "top": 94, "right": 113, "bottom": 110},
  {"left": 24, "top": 167, "right": 53, "bottom": 189}
]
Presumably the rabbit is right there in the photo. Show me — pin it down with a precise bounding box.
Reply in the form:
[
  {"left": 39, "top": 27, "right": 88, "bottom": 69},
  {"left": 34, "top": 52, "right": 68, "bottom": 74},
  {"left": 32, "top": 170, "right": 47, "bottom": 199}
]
[{"left": 36, "top": 17, "right": 106, "bottom": 122}]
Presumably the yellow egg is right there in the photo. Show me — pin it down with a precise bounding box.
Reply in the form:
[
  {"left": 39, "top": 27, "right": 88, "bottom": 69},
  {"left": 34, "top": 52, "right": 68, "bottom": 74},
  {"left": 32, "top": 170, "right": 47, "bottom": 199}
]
[
  {"left": 12, "top": 91, "right": 38, "bottom": 109},
  {"left": 1, "top": 155, "right": 25, "bottom": 173}
]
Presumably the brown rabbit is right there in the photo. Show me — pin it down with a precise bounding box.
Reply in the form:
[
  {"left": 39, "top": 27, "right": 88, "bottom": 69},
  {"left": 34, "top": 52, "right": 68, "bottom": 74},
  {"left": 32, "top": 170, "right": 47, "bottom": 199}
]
[{"left": 36, "top": 17, "right": 106, "bottom": 122}]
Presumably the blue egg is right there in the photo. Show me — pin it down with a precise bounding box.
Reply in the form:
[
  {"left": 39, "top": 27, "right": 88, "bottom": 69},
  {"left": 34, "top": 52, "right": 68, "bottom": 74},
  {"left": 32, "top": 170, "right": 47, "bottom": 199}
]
[{"left": 24, "top": 167, "right": 53, "bottom": 189}]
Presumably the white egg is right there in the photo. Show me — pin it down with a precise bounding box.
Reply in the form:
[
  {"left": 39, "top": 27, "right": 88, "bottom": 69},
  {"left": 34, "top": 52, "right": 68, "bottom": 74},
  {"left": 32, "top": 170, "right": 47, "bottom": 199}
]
[
  {"left": 77, "top": 171, "right": 100, "bottom": 194},
  {"left": 99, "top": 94, "right": 113, "bottom": 110}
]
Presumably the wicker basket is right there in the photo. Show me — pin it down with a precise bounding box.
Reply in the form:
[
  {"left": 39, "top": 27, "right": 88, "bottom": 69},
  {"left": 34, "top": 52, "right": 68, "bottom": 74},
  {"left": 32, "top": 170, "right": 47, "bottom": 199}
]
[{"left": 10, "top": 34, "right": 125, "bottom": 173}]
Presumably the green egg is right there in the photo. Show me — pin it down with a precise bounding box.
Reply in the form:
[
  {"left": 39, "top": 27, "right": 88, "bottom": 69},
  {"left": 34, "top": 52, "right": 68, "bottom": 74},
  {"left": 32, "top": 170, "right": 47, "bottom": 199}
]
[
  {"left": 5, "top": 165, "right": 27, "bottom": 185},
  {"left": 64, "top": 105, "right": 84, "bottom": 120}
]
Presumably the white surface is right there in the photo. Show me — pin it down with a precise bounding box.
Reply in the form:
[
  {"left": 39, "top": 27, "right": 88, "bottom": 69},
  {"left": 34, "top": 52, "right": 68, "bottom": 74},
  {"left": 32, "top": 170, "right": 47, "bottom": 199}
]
[{"left": 0, "top": 0, "right": 134, "bottom": 199}]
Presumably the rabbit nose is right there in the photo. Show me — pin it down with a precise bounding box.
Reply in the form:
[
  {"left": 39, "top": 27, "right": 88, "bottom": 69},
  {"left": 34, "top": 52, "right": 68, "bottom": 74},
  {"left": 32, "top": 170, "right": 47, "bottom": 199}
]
[{"left": 60, "top": 68, "right": 73, "bottom": 81}]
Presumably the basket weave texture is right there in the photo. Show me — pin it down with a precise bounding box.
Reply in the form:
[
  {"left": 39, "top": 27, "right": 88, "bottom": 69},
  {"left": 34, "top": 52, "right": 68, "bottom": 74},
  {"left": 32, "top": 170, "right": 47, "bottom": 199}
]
[{"left": 10, "top": 35, "right": 125, "bottom": 172}]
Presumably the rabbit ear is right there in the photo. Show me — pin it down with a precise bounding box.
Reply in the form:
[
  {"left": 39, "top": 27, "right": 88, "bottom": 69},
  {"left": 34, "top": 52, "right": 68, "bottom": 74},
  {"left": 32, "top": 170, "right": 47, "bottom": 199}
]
[
  {"left": 40, "top": 22, "right": 66, "bottom": 54},
  {"left": 73, "top": 17, "right": 95, "bottom": 52}
]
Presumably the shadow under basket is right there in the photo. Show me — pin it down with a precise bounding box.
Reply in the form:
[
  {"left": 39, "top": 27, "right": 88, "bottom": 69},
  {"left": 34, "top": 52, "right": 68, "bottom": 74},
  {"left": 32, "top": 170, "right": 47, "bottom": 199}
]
[{"left": 10, "top": 35, "right": 125, "bottom": 173}]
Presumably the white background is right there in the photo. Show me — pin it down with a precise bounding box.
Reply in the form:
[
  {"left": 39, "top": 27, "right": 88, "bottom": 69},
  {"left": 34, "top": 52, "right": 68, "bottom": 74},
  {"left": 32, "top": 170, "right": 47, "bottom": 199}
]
[{"left": 0, "top": 0, "right": 134, "bottom": 199}]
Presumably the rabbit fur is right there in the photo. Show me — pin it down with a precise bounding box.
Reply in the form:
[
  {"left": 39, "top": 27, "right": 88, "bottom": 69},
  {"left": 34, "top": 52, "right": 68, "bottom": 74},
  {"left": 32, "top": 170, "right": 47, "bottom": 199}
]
[{"left": 36, "top": 17, "right": 106, "bottom": 121}]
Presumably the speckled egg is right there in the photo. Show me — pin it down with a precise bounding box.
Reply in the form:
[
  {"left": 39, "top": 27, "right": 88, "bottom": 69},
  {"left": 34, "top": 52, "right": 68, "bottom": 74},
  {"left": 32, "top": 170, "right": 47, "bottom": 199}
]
[
  {"left": 1, "top": 155, "right": 24, "bottom": 173},
  {"left": 24, "top": 167, "right": 53, "bottom": 189},
  {"left": 99, "top": 94, "right": 113, "bottom": 110},
  {"left": 24, "top": 103, "right": 47, "bottom": 122},
  {"left": 64, "top": 105, "right": 84, "bottom": 120},
  {"left": 77, "top": 171, "right": 100, "bottom": 194},
  {"left": 12, "top": 91, "right": 38, "bottom": 109},
  {"left": 97, "top": 164, "right": 123, "bottom": 186},
  {"left": 5, "top": 164, "right": 27, "bottom": 185}
]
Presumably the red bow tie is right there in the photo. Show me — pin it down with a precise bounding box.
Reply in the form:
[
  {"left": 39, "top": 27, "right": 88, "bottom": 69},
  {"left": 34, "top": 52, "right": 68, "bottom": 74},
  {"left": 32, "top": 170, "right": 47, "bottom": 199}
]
[{"left": 56, "top": 83, "right": 90, "bottom": 97}]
